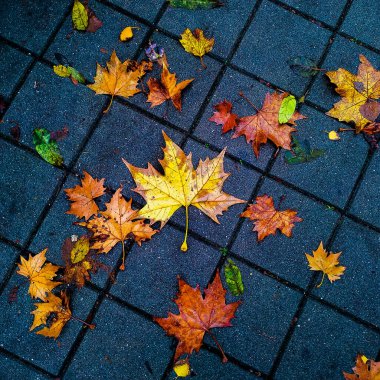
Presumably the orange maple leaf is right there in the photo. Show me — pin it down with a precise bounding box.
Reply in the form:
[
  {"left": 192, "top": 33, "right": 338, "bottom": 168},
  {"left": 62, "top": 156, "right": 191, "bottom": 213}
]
[
  {"left": 305, "top": 241, "right": 346, "bottom": 287},
  {"left": 78, "top": 187, "right": 157, "bottom": 270},
  {"left": 147, "top": 62, "right": 194, "bottom": 111},
  {"left": 209, "top": 100, "right": 239, "bottom": 133},
  {"left": 65, "top": 171, "right": 106, "bottom": 220},
  {"left": 154, "top": 271, "right": 241, "bottom": 363},
  {"left": 241, "top": 195, "right": 302, "bottom": 241},
  {"left": 233, "top": 92, "right": 306, "bottom": 157},
  {"left": 343, "top": 354, "right": 380, "bottom": 380},
  {"left": 326, "top": 55, "right": 380, "bottom": 132},
  {"left": 17, "top": 249, "right": 61, "bottom": 301}
]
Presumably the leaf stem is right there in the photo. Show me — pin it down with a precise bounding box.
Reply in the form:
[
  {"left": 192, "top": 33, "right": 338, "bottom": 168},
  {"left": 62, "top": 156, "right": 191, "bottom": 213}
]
[
  {"left": 316, "top": 272, "right": 325, "bottom": 288},
  {"left": 180, "top": 206, "right": 189, "bottom": 252},
  {"left": 120, "top": 241, "right": 126, "bottom": 271},
  {"left": 70, "top": 315, "right": 96, "bottom": 329},
  {"left": 200, "top": 56, "right": 207, "bottom": 69},
  {"left": 103, "top": 94, "right": 114, "bottom": 113},
  {"left": 338, "top": 128, "right": 356, "bottom": 132},
  {"left": 239, "top": 91, "right": 259, "bottom": 112},
  {"left": 208, "top": 331, "right": 228, "bottom": 363}
]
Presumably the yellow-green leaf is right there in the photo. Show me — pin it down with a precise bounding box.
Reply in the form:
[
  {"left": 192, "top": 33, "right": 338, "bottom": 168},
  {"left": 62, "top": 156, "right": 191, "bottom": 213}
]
[
  {"left": 72, "top": 0, "right": 88, "bottom": 31},
  {"left": 71, "top": 236, "right": 90, "bottom": 264},
  {"left": 279, "top": 95, "right": 296, "bottom": 124},
  {"left": 53, "top": 65, "right": 71, "bottom": 78},
  {"left": 173, "top": 359, "right": 191, "bottom": 377}
]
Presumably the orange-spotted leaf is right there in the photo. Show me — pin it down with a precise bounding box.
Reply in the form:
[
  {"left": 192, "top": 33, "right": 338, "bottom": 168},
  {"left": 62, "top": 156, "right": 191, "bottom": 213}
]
[
  {"left": 65, "top": 171, "right": 106, "bottom": 220},
  {"left": 209, "top": 100, "right": 239, "bottom": 133},
  {"left": 17, "top": 249, "right": 61, "bottom": 301},
  {"left": 241, "top": 195, "right": 302, "bottom": 241},
  {"left": 154, "top": 271, "right": 241, "bottom": 363},
  {"left": 343, "top": 354, "right": 380, "bottom": 380}
]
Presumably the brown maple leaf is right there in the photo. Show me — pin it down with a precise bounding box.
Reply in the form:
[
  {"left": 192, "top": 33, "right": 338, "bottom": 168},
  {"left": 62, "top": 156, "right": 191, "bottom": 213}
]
[
  {"left": 305, "top": 241, "right": 346, "bottom": 287},
  {"left": 65, "top": 171, "right": 106, "bottom": 220},
  {"left": 78, "top": 187, "right": 157, "bottom": 270},
  {"left": 209, "top": 100, "right": 239, "bottom": 133},
  {"left": 17, "top": 249, "right": 61, "bottom": 301},
  {"left": 241, "top": 195, "right": 302, "bottom": 241},
  {"left": 326, "top": 55, "right": 380, "bottom": 132},
  {"left": 147, "top": 62, "right": 194, "bottom": 111},
  {"left": 154, "top": 271, "right": 241, "bottom": 363},
  {"left": 343, "top": 354, "right": 380, "bottom": 380},
  {"left": 233, "top": 92, "right": 306, "bottom": 157},
  {"left": 88, "top": 50, "right": 150, "bottom": 113}
]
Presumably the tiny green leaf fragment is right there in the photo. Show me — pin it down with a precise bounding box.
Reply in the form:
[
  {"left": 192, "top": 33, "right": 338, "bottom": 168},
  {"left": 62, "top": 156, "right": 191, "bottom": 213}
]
[
  {"left": 224, "top": 259, "right": 244, "bottom": 296},
  {"left": 33, "top": 128, "right": 64, "bottom": 167},
  {"left": 167, "top": 0, "right": 223, "bottom": 9},
  {"left": 284, "top": 137, "right": 325, "bottom": 165},
  {"left": 288, "top": 56, "right": 319, "bottom": 77},
  {"left": 72, "top": 0, "right": 88, "bottom": 31},
  {"left": 279, "top": 95, "right": 296, "bottom": 124},
  {"left": 67, "top": 67, "right": 85, "bottom": 84}
]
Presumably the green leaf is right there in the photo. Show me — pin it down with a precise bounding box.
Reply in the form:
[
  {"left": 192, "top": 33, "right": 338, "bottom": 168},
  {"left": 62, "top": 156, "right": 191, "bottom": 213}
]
[
  {"left": 167, "top": 0, "right": 223, "bottom": 9},
  {"left": 284, "top": 137, "right": 325, "bottom": 165},
  {"left": 33, "top": 128, "right": 64, "bottom": 167},
  {"left": 67, "top": 66, "right": 86, "bottom": 84},
  {"left": 224, "top": 259, "right": 244, "bottom": 296},
  {"left": 279, "top": 95, "right": 296, "bottom": 124},
  {"left": 288, "top": 56, "right": 319, "bottom": 78},
  {"left": 72, "top": 0, "right": 88, "bottom": 31},
  {"left": 53, "top": 64, "right": 85, "bottom": 84}
]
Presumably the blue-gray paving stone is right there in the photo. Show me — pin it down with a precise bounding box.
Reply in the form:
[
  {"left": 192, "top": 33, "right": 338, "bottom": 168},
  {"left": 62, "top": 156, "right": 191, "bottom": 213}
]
[
  {"left": 64, "top": 298, "right": 172, "bottom": 380},
  {"left": 0, "top": 140, "right": 63, "bottom": 245},
  {"left": 29, "top": 175, "right": 116, "bottom": 289},
  {"left": 191, "top": 349, "right": 261, "bottom": 379},
  {"left": 204, "top": 260, "right": 301, "bottom": 373},
  {"left": 307, "top": 35, "right": 380, "bottom": 110},
  {"left": 341, "top": 0, "right": 380, "bottom": 50},
  {"left": 44, "top": 1, "right": 150, "bottom": 79},
  {"left": 129, "top": 32, "right": 221, "bottom": 131},
  {"left": 232, "top": 0, "right": 331, "bottom": 97},
  {"left": 109, "top": 0, "right": 165, "bottom": 22},
  {"left": 350, "top": 155, "right": 380, "bottom": 228},
  {"left": 110, "top": 225, "right": 220, "bottom": 315},
  {"left": 276, "top": 300, "right": 380, "bottom": 380},
  {"left": 312, "top": 219, "right": 380, "bottom": 326},
  {"left": 75, "top": 102, "right": 183, "bottom": 192},
  {"left": 232, "top": 177, "right": 339, "bottom": 288},
  {"left": 270, "top": 106, "right": 368, "bottom": 207},
  {"left": 0, "top": 274, "right": 98, "bottom": 374},
  {"left": 194, "top": 68, "right": 274, "bottom": 171},
  {"left": 2, "top": 62, "right": 104, "bottom": 166},
  {"left": 0, "top": 0, "right": 70, "bottom": 55},
  {"left": 0, "top": 242, "right": 19, "bottom": 284},
  {"left": 0, "top": 45, "right": 32, "bottom": 99},
  {"left": 281, "top": 0, "right": 347, "bottom": 26},
  {"left": 0, "top": 356, "right": 50, "bottom": 380},
  {"left": 158, "top": 0, "right": 256, "bottom": 58},
  {"left": 175, "top": 139, "right": 260, "bottom": 247}
]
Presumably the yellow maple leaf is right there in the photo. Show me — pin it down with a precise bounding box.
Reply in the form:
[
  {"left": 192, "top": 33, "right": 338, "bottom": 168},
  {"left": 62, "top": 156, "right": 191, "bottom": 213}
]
[
  {"left": 123, "top": 131, "right": 245, "bottom": 251},
  {"left": 326, "top": 54, "right": 380, "bottom": 132},
  {"left": 305, "top": 242, "right": 346, "bottom": 287},
  {"left": 87, "top": 50, "right": 148, "bottom": 113},
  {"left": 17, "top": 249, "right": 61, "bottom": 301},
  {"left": 179, "top": 28, "right": 215, "bottom": 68},
  {"left": 78, "top": 187, "right": 157, "bottom": 270}
]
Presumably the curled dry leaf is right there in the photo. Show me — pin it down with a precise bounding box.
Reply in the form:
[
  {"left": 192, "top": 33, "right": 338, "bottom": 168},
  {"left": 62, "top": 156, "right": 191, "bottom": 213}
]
[
  {"left": 241, "top": 195, "right": 302, "bottom": 241},
  {"left": 154, "top": 271, "right": 241, "bottom": 363},
  {"left": 343, "top": 354, "right": 380, "bottom": 380},
  {"left": 305, "top": 242, "right": 346, "bottom": 287},
  {"left": 209, "top": 100, "right": 239, "bottom": 133},
  {"left": 65, "top": 171, "right": 106, "bottom": 220},
  {"left": 17, "top": 249, "right": 61, "bottom": 301},
  {"left": 123, "top": 131, "right": 245, "bottom": 251}
]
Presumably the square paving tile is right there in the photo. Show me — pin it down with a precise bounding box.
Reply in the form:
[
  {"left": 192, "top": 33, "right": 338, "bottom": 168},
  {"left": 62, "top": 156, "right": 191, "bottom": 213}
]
[
  {"left": 232, "top": 177, "right": 339, "bottom": 288},
  {"left": 0, "top": 242, "right": 19, "bottom": 284},
  {"left": 64, "top": 298, "right": 172, "bottom": 379},
  {"left": 276, "top": 300, "right": 380, "bottom": 379},
  {"left": 232, "top": 0, "right": 331, "bottom": 97},
  {"left": 312, "top": 219, "right": 380, "bottom": 326},
  {"left": 158, "top": 0, "right": 257, "bottom": 58},
  {"left": 0, "top": 356, "right": 49, "bottom": 380},
  {"left": 0, "top": 140, "right": 63, "bottom": 245},
  {"left": 0, "top": 45, "right": 32, "bottom": 100},
  {"left": 0, "top": 273, "right": 98, "bottom": 375},
  {"left": 193, "top": 67, "right": 275, "bottom": 170},
  {"left": 0, "top": 0, "right": 70, "bottom": 55},
  {"left": 109, "top": 0, "right": 166, "bottom": 22},
  {"left": 2, "top": 62, "right": 104, "bottom": 166},
  {"left": 341, "top": 0, "right": 380, "bottom": 50},
  {"left": 270, "top": 106, "right": 369, "bottom": 208}
]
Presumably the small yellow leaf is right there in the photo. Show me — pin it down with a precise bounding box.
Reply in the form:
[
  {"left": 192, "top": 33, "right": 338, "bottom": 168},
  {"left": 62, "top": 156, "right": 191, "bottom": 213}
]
[
  {"left": 173, "top": 359, "right": 191, "bottom": 377},
  {"left": 328, "top": 130, "right": 340, "bottom": 140},
  {"left": 71, "top": 236, "right": 90, "bottom": 264},
  {"left": 119, "top": 26, "right": 140, "bottom": 41},
  {"left": 72, "top": 0, "right": 88, "bottom": 31},
  {"left": 53, "top": 65, "right": 71, "bottom": 78},
  {"left": 361, "top": 355, "right": 369, "bottom": 363}
]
